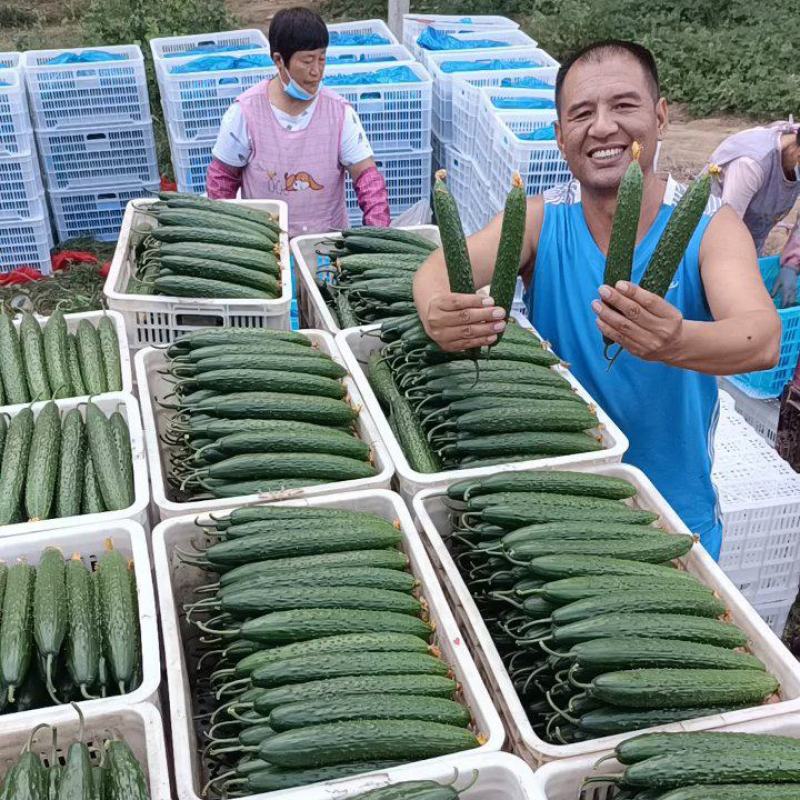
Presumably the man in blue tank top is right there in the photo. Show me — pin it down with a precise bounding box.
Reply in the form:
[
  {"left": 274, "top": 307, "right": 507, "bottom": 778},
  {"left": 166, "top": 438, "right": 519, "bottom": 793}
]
[{"left": 413, "top": 40, "right": 780, "bottom": 560}]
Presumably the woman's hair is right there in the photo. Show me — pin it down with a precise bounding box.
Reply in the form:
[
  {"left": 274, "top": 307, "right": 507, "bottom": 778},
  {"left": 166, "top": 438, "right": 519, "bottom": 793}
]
[{"left": 269, "top": 6, "right": 329, "bottom": 65}]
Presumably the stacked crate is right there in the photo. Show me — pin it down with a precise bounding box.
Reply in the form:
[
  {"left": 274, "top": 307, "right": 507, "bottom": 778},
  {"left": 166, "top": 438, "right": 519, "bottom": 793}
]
[
  {"left": 21, "top": 45, "right": 158, "bottom": 243},
  {"left": 0, "top": 52, "right": 52, "bottom": 272}
]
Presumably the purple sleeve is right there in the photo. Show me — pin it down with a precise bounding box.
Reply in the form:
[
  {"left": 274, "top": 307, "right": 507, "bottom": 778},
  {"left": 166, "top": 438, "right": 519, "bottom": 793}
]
[
  {"left": 781, "top": 216, "right": 800, "bottom": 271},
  {"left": 354, "top": 165, "right": 391, "bottom": 227},
  {"left": 206, "top": 158, "right": 243, "bottom": 200}
]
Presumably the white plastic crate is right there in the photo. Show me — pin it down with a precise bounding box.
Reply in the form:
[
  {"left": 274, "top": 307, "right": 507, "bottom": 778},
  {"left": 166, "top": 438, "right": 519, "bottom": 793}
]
[
  {"left": 418, "top": 29, "right": 538, "bottom": 67},
  {"left": 530, "top": 714, "right": 800, "bottom": 800},
  {"left": 465, "top": 158, "right": 496, "bottom": 236},
  {"left": 427, "top": 48, "right": 558, "bottom": 140},
  {"left": 327, "top": 44, "right": 415, "bottom": 65},
  {"left": 153, "top": 488, "right": 505, "bottom": 800},
  {"left": 159, "top": 52, "right": 275, "bottom": 141},
  {"left": 290, "top": 224, "right": 439, "bottom": 333},
  {"left": 134, "top": 330, "right": 394, "bottom": 520},
  {"left": 328, "top": 18, "right": 398, "bottom": 45},
  {"left": 36, "top": 122, "right": 159, "bottom": 191},
  {"left": 720, "top": 376, "right": 781, "bottom": 446},
  {"left": 0, "top": 52, "right": 21, "bottom": 69},
  {"left": 0, "top": 393, "right": 148, "bottom": 536},
  {"left": 167, "top": 125, "right": 213, "bottom": 195},
  {"left": 491, "top": 111, "right": 572, "bottom": 198},
  {"left": 0, "top": 152, "right": 46, "bottom": 221},
  {"left": 0, "top": 703, "right": 170, "bottom": 799},
  {"left": 0, "top": 215, "right": 51, "bottom": 274},
  {"left": 0, "top": 520, "right": 159, "bottom": 714},
  {"left": 325, "top": 61, "right": 432, "bottom": 154},
  {"left": 345, "top": 147, "right": 432, "bottom": 220},
  {"left": 403, "top": 14, "right": 519, "bottom": 59},
  {"left": 335, "top": 318, "right": 629, "bottom": 503},
  {"left": 151, "top": 28, "right": 269, "bottom": 73},
  {"left": 755, "top": 596, "right": 796, "bottom": 638},
  {"left": 413, "top": 463, "right": 800, "bottom": 765},
  {"left": 432, "top": 130, "right": 446, "bottom": 174},
  {"left": 50, "top": 182, "right": 159, "bottom": 243},
  {"left": 21, "top": 45, "right": 151, "bottom": 130},
  {"left": 0, "top": 67, "right": 33, "bottom": 157},
  {"left": 443, "top": 144, "right": 478, "bottom": 232},
  {"left": 104, "top": 198, "right": 292, "bottom": 348}
]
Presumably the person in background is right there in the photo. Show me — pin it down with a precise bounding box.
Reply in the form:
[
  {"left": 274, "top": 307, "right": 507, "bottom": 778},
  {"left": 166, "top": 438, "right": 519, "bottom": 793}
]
[
  {"left": 708, "top": 122, "right": 800, "bottom": 306},
  {"left": 205, "top": 6, "right": 390, "bottom": 237},
  {"left": 412, "top": 40, "right": 781, "bottom": 561}
]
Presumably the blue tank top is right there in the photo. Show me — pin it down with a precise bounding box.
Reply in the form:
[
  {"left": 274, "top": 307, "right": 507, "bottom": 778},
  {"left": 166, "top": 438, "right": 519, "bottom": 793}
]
[{"left": 529, "top": 194, "right": 722, "bottom": 559}]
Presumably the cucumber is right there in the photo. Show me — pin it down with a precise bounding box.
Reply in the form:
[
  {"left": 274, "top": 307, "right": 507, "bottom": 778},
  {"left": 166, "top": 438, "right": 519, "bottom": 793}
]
[
  {"left": 43, "top": 309, "right": 72, "bottom": 399},
  {"left": 186, "top": 353, "right": 346, "bottom": 380},
  {"left": 219, "top": 567, "right": 416, "bottom": 596},
  {"left": 150, "top": 225, "right": 274, "bottom": 251},
  {"left": 179, "top": 368, "right": 345, "bottom": 399},
  {"left": 344, "top": 783, "right": 458, "bottom": 800},
  {"left": 442, "top": 431, "right": 603, "bottom": 460},
  {"left": 0, "top": 414, "right": 7, "bottom": 464},
  {"left": 176, "top": 340, "right": 319, "bottom": 363},
  {"left": 172, "top": 328, "right": 309, "bottom": 351},
  {"left": 159, "top": 241, "right": 279, "bottom": 274},
  {"left": 577, "top": 705, "right": 749, "bottom": 736},
  {"left": 81, "top": 452, "right": 106, "bottom": 514},
  {"left": 57, "top": 742, "right": 93, "bottom": 800},
  {"left": 230, "top": 762, "right": 402, "bottom": 793},
  {"left": 189, "top": 391, "right": 357, "bottom": 426},
  {"left": 445, "top": 401, "right": 597, "bottom": 435},
  {"left": 0, "top": 561, "right": 35, "bottom": 702},
  {"left": 76, "top": 320, "right": 108, "bottom": 395},
  {"left": 202, "top": 478, "right": 329, "bottom": 497},
  {"left": 103, "top": 740, "right": 148, "bottom": 800},
  {"left": 535, "top": 573, "right": 709, "bottom": 605},
  {"left": 0, "top": 310, "right": 28, "bottom": 404},
  {"left": 342, "top": 227, "right": 437, "bottom": 251},
  {"left": 65, "top": 555, "right": 100, "bottom": 697},
  {"left": 0, "top": 407, "right": 35, "bottom": 526},
  {"left": 98, "top": 317, "right": 122, "bottom": 391},
  {"left": 159, "top": 192, "right": 281, "bottom": 232},
  {"left": 154, "top": 275, "right": 277, "bottom": 299},
  {"left": 108, "top": 412, "right": 134, "bottom": 507},
  {"left": 85, "top": 403, "right": 128, "bottom": 511},
  {"left": 20, "top": 312, "right": 51, "bottom": 401},
  {"left": 161, "top": 255, "right": 280, "bottom": 293},
  {"left": 259, "top": 719, "right": 478, "bottom": 768},
  {"left": 1, "top": 751, "right": 48, "bottom": 800},
  {"left": 657, "top": 787, "right": 800, "bottom": 800},
  {"left": 156, "top": 207, "right": 275, "bottom": 239},
  {"left": 25, "top": 401, "right": 61, "bottom": 522},
  {"left": 32, "top": 547, "right": 67, "bottom": 700},
  {"left": 527, "top": 555, "right": 697, "bottom": 582},
  {"left": 67, "top": 334, "right": 87, "bottom": 396}
]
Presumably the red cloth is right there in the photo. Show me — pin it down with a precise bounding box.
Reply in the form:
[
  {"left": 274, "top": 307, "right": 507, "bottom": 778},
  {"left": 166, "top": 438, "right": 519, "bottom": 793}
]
[
  {"left": 206, "top": 158, "right": 242, "bottom": 200},
  {"left": 51, "top": 250, "right": 99, "bottom": 271},
  {"left": 354, "top": 165, "right": 391, "bottom": 227},
  {"left": 0, "top": 267, "right": 45, "bottom": 285},
  {"left": 160, "top": 175, "right": 177, "bottom": 192}
]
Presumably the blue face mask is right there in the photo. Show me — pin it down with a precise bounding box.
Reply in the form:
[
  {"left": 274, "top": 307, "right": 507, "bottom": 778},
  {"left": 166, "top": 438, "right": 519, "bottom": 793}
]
[
  {"left": 795, "top": 163, "right": 800, "bottom": 182},
  {"left": 279, "top": 64, "right": 321, "bottom": 101}
]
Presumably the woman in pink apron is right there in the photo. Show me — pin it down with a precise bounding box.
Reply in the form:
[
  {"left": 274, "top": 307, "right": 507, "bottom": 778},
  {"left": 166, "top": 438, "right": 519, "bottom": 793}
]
[{"left": 206, "top": 6, "right": 390, "bottom": 237}]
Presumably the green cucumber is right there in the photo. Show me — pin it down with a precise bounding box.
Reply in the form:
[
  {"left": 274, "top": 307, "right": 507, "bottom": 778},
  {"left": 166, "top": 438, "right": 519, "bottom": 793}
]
[
  {"left": 81, "top": 452, "right": 106, "bottom": 514},
  {"left": 0, "top": 561, "right": 35, "bottom": 702},
  {"left": 85, "top": 403, "right": 128, "bottom": 511},
  {"left": 108, "top": 412, "right": 134, "bottom": 507},
  {"left": 98, "top": 317, "right": 123, "bottom": 391},
  {"left": 65, "top": 555, "right": 100, "bottom": 697},
  {"left": 103, "top": 740, "right": 148, "bottom": 800},
  {"left": 20, "top": 312, "right": 51, "bottom": 401},
  {"left": 32, "top": 547, "right": 67, "bottom": 701},
  {"left": 67, "top": 334, "right": 87, "bottom": 396},
  {"left": 43, "top": 309, "right": 72, "bottom": 399},
  {"left": 0, "top": 407, "right": 35, "bottom": 525},
  {"left": 0, "top": 310, "right": 29, "bottom": 404},
  {"left": 25, "top": 402, "right": 61, "bottom": 521}
]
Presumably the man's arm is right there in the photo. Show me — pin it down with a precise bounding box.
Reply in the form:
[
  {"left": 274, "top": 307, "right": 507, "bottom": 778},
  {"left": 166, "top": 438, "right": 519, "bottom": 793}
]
[
  {"left": 413, "top": 196, "right": 544, "bottom": 351},
  {"left": 594, "top": 206, "right": 780, "bottom": 374}
]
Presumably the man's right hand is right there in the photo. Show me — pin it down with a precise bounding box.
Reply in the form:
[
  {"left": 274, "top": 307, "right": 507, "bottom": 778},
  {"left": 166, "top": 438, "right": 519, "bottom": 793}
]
[{"left": 421, "top": 292, "right": 507, "bottom": 352}]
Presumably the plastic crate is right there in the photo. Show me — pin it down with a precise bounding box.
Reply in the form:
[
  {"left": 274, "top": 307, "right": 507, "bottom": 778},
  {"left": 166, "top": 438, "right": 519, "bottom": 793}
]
[
  {"left": 290, "top": 224, "right": 439, "bottom": 333},
  {"left": 432, "top": 130, "right": 446, "bottom": 174},
  {"left": 49, "top": 182, "right": 159, "bottom": 243},
  {"left": 0, "top": 152, "right": 46, "bottom": 221},
  {"left": 104, "top": 198, "right": 292, "bottom": 347},
  {"left": 36, "top": 121, "right": 159, "bottom": 191},
  {"left": 414, "top": 463, "right": 800, "bottom": 765},
  {"left": 150, "top": 28, "right": 268, "bottom": 72},
  {"left": 327, "top": 44, "right": 415, "bottom": 65},
  {"left": 0, "top": 393, "right": 148, "bottom": 536},
  {"left": 755, "top": 596, "right": 796, "bottom": 638},
  {"left": 152, "top": 488, "right": 505, "bottom": 800},
  {"left": 325, "top": 61, "right": 432, "bottom": 154},
  {"left": 345, "top": 147, "right": 432, "bottom": 220},
  {"left": 0, "top": 520, "right": 159, "bottom": 716},
  {"left": 21, "top": 45, "right": 150, "bottom": 130},
  {"left": 135, "top": 331, "right": 394, "bottom": 520},
  {"left": 418, "top": 29, "right": 537, "bottom": 67},
  {"left": 530, "top": 715, "right": 800, "bottom": 799},
  {"left": 465, "top": 158, "right": 497, "bottom": 236},
  {"left": 159, "top": 52, "right": 275, "bottom": 141},
  {"left": 0, "top": 704, "right": 170, "bottom": 799},
  {"left": 335, "top": 317, "right": 629, "bottom": 503},
  {"left": 328, "top": 18, "right": 398, "bottom": 45},
  {"left": 0, "top": 67, "right": 34, "bottom": 157},
  {"left": 0, "top": 215, "right": 52, "bottom": 274},
  {"left": 0, "top": 52, "right": 21, "bottom": 69},
  {"left": 426, "top": 48, "right": 558, "bottom": 140},
  {"left": 403, "top": 14, "right": 519, "bottom": 59},
  {"left": 730, "top": 255, "right": 800, "bottom": 398},
  {"left": 491, "top": 110, "right": 572, "bottom": 198},
  {"left": 719, "top": 376, "right": 781, "bottom": 446},
  {"left": 167, "top": 126, "right": 213, "bottom": 195}
]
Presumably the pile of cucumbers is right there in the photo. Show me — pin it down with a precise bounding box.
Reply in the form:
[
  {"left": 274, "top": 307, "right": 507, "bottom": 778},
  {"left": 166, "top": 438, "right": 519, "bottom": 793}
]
[
  {"left": 160, "top": 328, "right": 377, "bottom": 501},
  {"left": 347, "top": 780, "right": 470, "bottom": 800},
  {"left": 0, "top": 400, "right": 135, "bottom": 526},
  {"left": 316, "top": 227, "right": 437, "bottom": 327},
  {"left": 178, "top": 504, "right": 480, "bottom": 797},
  {"left": 0, "top": 542, "right": 141, "bottom": 714},
  {"left": 367, "top": 317, "right": 602, "bottom": 473},
  {"left": 128, "top": 193, "right": 283, "bottom": 300},
  {"left": 586, "top": 730, "right": 800, "bottom": 797},
  {"left": 442, "top": 470, "right": 781, "bottom": 744},
  {"left": 0, "top": 310, "right": 122, "bottom": 405}
]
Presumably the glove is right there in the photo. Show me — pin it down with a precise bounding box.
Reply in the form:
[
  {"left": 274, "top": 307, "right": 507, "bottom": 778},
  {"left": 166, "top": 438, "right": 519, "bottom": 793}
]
[{"left": 771, "top": 265, "right": 799, "bottom": 308}]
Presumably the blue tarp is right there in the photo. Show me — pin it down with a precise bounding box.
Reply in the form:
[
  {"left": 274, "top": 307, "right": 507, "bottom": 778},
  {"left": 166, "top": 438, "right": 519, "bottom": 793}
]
[
  {"left": 501, "top": 76, "right": 554, "bottom": 90},
  {"left": 329, "top": 32, "right": 391, "bottom": 46},
  {"left": 326, "top": 54, "right": 398, "bottom": 64},
  {"left": 164, "top": 43, "right": 262, "bottom": 58},
  {"left": 0, "top": 81, "right": 9, "bottom": 87},
  {"left": 169, "top": 54, "right": 273, "bottom": 74},
  {"left": 325, "top": 66, "right": 420, "bottom": 85},
  {"left": 416, "top": 27, "right": 507, "bottom": 51},
  {"left": 440, "top": 58, "right": 542, "bottom": 74},
  {"left": 518, "top": 124, "right": 557, "bottom": 140},
  {"left": 46, "top": 50, "right": 127, "bottom": 65},
  {"left": 493, "top": 95, "right": 555, "bottom": 109}
]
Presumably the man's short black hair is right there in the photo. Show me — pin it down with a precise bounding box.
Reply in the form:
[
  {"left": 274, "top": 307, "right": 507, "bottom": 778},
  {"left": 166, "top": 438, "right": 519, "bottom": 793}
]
[
  {"left": 269, "top": 6, "right": 329, "bottom": 65},
  {"left": 555, "top": 40, "right": 661, "bottom": 115}
]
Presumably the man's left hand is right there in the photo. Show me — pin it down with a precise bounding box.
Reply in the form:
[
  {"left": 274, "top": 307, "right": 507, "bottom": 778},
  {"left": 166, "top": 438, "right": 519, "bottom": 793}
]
[{"left": 592, "top": 281, "right": 684, "bottom": 362}]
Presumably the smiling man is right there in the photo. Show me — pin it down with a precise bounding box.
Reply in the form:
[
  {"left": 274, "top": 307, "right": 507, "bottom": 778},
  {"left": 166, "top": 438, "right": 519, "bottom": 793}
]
[{"left": 413, "top": 40, "right": 780, "bottom": 559}]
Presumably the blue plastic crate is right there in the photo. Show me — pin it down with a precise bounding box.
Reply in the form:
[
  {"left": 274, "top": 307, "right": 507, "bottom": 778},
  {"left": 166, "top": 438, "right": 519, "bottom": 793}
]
[
  {"left": 290, "top": 299, "right": 300, "bottom": 330},
  {"left": 37, "top": 122, "right": 159, "bottom": 191},
  {"left": 728, "top": 256, "right": 800, "bottom": 399}
]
